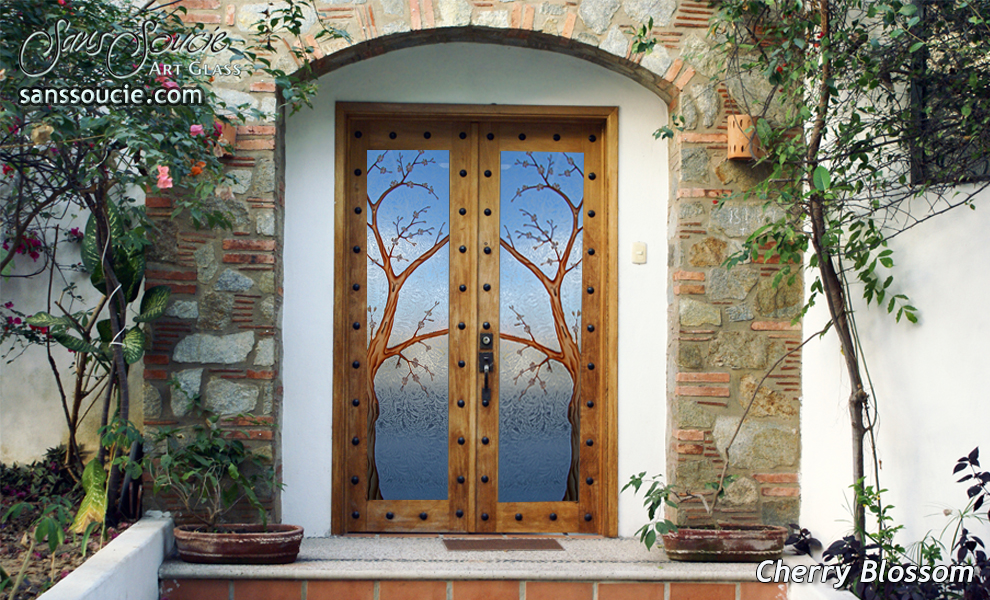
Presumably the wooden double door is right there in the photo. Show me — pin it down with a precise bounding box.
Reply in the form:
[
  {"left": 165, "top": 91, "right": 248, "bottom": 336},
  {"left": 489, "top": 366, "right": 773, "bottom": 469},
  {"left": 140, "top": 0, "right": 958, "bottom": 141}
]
[{"left": 332, "top": 104, "right": 617, "bottom": 535}]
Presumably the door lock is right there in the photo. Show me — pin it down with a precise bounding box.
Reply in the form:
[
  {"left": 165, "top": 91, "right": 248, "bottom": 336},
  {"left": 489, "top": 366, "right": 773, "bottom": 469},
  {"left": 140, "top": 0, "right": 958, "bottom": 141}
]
[{"left": 480, "top": 333, "right": 493, "bottom": 349}]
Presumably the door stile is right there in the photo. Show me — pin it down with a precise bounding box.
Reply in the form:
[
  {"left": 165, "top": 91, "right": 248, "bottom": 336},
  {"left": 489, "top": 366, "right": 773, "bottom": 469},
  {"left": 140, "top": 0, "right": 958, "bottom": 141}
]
[
  {"left": 475, "top": 121, "right": 502, "bottom": 533},
  {"left": 448, "top": 122, "right": 478, "bottom": 531},
  {"left": 578, "top": 123, "right": 605, "bottom": 534},
  {"left": 344, "top": 119, "right": 371, "bottom": 532}
]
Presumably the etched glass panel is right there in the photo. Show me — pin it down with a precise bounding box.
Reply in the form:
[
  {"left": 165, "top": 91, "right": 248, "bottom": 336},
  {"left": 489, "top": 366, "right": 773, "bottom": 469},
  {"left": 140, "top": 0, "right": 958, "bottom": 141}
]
[
  {"left": 498, "top": 151, "right": 584, "bottom": 503},
  {"left": 366, "top": 150, "right": 451, "bottom": 501}
]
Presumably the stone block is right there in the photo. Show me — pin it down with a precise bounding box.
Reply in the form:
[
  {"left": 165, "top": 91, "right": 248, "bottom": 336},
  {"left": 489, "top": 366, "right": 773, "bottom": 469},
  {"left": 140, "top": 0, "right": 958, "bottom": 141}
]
[
  {"left": 170, "top": 368, "right": 204, "bottom": 417},
  {"left": 578, "top": 0, "right": 620, "bottom": 34},
  {"left": 711, "top": 202, "right": 785, "bottom": 239},
  {"left": 722, "top": 476, "right": 759, "bottom": 506},
  {"left": 227, "top": 169, "right": 254, "bottom": 195},
  {"left": 691, "top": 83, "right": 720, "bottom": 129},
  {"left": 173, "top": 331, "right": 255, "bottom": 364},
  {"left": 165, "top": 300, "right": 199, "bottom": 319},
  {"left": 253, "top": 159, "right": 275, "bottom": 195},
  {"left": 438, "top": 0, "right": 472, "bottom": 26},
  {"left": 143, "top": 383, "right": 162, "bottom": 419},
  {"left": 676, "top": 398, "right": 716, "bottom": 428},
  {"left": 205, "top": 379, "right": 259, "bottom": 415},
  {"left": 726, "top": 304, "right": 754, "bottom": 322},
  {"left": 761, "top": 498, "right": 800, "bottom": 526},
  {"left": 256, "top": 211, "right": 276, "bottom": 236},
  {"left": 194, "top": 244, "right": 218, "bottom": 284},
  {"left": 198, "top": 292, "right": 234, "bottom": 331},
  {"left": 255, "top": 338, "right": 275, "bottom": 366},
  {"left": 708, "top": 267, "right": 759, "bottom": 300},
  {"left": 713, "top": 417, "right": 798, "bottom": 470},
  {"left": 755, "top": 275, "right": 803, "bottom": 319},
  {"left": 641, "top": 46, "right": 674, "bottom": 80},
  {"left": 260, "top": 296, "right": 276, "bottom": 322},
  {"left": 688, "top": 237, "right": 726, "bottom": 267},
  {"left": 681, "top": 147, "right": 710, "bottom": 183},
  {"left": 215, "top": 269, "right": 255, "bottom": 292},
  {"left": 680, "top": 298, "right": 721, "bottom": 327},
  {"left": 600, "top": 26, "right": 628, "bottom": 57},
  {"left": 473, "top": 10, "right": 510, "bottom": 27},
  {"left": 738, "top": 375, "right": 798, "bottom": 418},
  {"left": 678, "top": 343, "right": 705, "bottom": 368},
  {"left": 708, "top": 331, "right": 784, "bottom": 370},
  {"left": 623, "top": 0, "right": 676, "bottom": 26}
]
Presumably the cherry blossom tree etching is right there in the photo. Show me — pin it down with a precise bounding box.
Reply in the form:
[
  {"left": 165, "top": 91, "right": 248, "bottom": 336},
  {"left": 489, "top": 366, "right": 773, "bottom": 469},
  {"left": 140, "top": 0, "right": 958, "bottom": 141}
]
[
  {"left": 499, "top": 152, "right": 584, "bottom": 501},
  {"left": 365, "top": 150, "right": 449, "bottom": 500}
]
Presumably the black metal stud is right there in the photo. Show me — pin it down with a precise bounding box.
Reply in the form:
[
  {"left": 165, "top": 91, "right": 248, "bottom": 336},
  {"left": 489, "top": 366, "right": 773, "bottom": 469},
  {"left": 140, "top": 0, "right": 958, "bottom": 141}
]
[
  {"left": 389, "top": 132, "right": 397, "bottom": 139},
  {"left": 587, "top": 400, "right": 595, "bottom": 408},
  {"left": 352, "top": 360, "right": 360, "bottom": 368},
  {"left": 352, "top": 476, "right": 359, "bottom": 484},
  {"left": 354, "top": 131, "right": 362, "bottom": 138},
  {"left": 515, "top": 513, "right": 523, "bottom": 521},
  {"left": 459, "top": 245, "right": 467, "bottom": 253},
  {"left": 460, "top": 132, "right": 467, "bottom": 139},
  {"left": 482, "top": 437, "right": 489, "bottom": 445},
  {"left": 460, "top": 285, "right": 467, "bottom": 292},
  {"left": 483, "top": 284, "right": 491, "bottom": 291},
  {"left": 352, "top": 322, "right": 360, "bottom": 330},
  {"left": 458, "top": 322, "right": 466, "bottom": 330},
  {"left": 460, "top": 169, "right": 467, "bottom": 177},
  {"left": 354, "top": 168, "right": 362, "bottom": 176},
  {"left": 549, "top": 513, "right": 558, "bottom": 521},
  {"left": 484, "top": 208, "right": 492, "bottom": 216},
  {"left": 386, "top": 512, "right": 394, "bottom": 519},
  {"left": 355, "top": 206, "right": 362, "bottom": 214},
  {"left": 484, "top": 246, "right": 492, "bottom": 254},
  {"left": 586, "top": 477, "right": 594, "bottom": 485},
  {"left": 588, "top": 172, "right": 596, "bottom": 180},
  {"left": 351, "top": 437, "right": 360, "bottom": 445},
  {"left": 482, "top": 513, "right": 489, "bottom": 521},
  {"left": 458, "top": 437, "right": 465, "bottom": 445},
  {"left": 588, "top": 210, "right": 596, "bottom": 217},
  {"left": 484, "top": 170, "right": 492, "bottom": 178},
  {"left": 519, "top": 133, "right": 526, "bottom": 140},
  {"left": 587, "top": 324, "right": 595, "bottom": 332},
  {"left": 482, "top": 399, "right": 490, "bottom": 407},
  {"left": 587, "top": 248, "right": 595, "bottom": 255},
  {"left": 352, "top": 399, "right": 360, "bottom": 406},
  {"left": 459, "top": 207, "right": 467, "bottom": 215},
  {"left": 588, "top": 363, "right": 595, "bottom": 370},
  {"left": 420, "top": 512, "right": 428, "bottom": 520},
  {"left": 423, "top": 132, "right": 431, "bottom": 139},
  {"left": 487, "top": 133, "right": 494, "bottom": 140},
  {"left": 353, "top": 245, "right": 361, "bottom": 253},
  {"left": 352, "top": 511, "right": 360, "bottom": 518},
  {"left": 585, "top": 513, "right": 593, "bottom": 521},
  {"left": 586, "top": 439, "right": 594, "bottom": 446},
  {"left": 457, "top": 399, "right": 465, "bottom": 408},
  {"left": 589, "top": 134, "right": 596, "bottom": 142},
  {"left": 587, "top": 286, "right": 594, "bottom": 294},
  {"left": 483, "top": 322, "right": 490, "bottom": 330},
  {"left": 481, "top": 475, "right": 489, "bottom": 483},
  {"left": 458, "top": 476, "right": 465, "bottom": 483},
  {"left": 458, "top": 360, "right": 466, "bottom": 368},
  {"left": 353, "top": 283, "right": 361, "bottom": 291},
  {"left": 456, "top": 509, "right": 464, "bottom": 517},
  {"left": 553, "top": 134, "right": 561, "bottom": 141}
]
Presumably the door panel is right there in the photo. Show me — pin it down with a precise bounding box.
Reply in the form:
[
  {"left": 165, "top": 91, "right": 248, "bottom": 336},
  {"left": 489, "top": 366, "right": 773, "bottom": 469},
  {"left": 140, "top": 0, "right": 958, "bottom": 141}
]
[{"left": 336, "top": 108, "right": 611, "bottom": 534}]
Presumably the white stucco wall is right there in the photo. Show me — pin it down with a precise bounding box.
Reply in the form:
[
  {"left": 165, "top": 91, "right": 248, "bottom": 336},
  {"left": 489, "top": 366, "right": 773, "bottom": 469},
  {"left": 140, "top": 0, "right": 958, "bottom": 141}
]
[
  {"left": 802, "top": 185, "right": 990, "bottom": 549},
  {"left": 283, "top": 42, "right": 669, "bottom": 537}
]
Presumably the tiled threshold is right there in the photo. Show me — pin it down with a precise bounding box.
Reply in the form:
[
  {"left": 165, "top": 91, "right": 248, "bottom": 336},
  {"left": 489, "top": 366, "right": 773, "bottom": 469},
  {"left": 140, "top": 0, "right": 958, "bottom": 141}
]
[
  {"left": 159, "top": 536, "right": 791, "bottom": 600},
  {"left": 159, "top": 535, "right": 767, "bottom": 581}
]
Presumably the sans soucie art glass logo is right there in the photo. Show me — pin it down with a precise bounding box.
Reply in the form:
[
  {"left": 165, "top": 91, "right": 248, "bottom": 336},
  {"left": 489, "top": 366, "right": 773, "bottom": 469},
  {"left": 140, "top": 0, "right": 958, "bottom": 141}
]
[{"left": 18, "top": 18, "right": 232, "bottom": 79}]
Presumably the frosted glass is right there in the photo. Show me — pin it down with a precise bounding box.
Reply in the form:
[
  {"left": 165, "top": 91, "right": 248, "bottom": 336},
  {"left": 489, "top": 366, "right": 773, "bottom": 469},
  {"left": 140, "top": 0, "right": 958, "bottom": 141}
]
[
  {"left": 366, "top": 150, "right": 450, "bottom": 501},
  {"left": 498, "top": 151, "right": 584, "bottom": 503}
]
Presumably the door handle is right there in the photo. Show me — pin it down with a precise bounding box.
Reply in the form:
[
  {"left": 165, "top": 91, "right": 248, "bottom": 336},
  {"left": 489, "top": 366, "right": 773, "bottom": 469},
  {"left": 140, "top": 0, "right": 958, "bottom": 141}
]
[{"left": 479, "top": 351, "right": 494, "bottom": 404}]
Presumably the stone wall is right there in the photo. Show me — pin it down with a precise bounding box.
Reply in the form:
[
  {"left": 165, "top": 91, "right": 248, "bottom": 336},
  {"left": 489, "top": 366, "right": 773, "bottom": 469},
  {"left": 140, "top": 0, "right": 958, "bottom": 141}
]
[{"left": 144, "top": 0, "right": 801, "bottom": 526}]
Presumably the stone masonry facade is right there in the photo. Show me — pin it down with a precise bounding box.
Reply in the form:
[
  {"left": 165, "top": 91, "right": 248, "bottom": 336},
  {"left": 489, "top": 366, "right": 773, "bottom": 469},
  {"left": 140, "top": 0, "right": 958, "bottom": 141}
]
[{"left": 143, "top": 0, "right": 802, "bottom": 526}]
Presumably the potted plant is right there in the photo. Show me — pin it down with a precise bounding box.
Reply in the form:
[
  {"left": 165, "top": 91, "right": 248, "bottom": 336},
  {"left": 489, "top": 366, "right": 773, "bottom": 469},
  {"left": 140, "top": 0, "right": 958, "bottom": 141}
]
[
  {"left": 624, "top": 472, "right": 788, "bottom": 562},
  {"left": 147, "top": 403, "right": 303, "bottom": 564}
]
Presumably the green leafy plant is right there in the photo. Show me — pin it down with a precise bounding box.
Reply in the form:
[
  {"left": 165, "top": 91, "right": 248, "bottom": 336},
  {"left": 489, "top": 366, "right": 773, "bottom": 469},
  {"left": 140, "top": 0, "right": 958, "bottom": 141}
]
[
  {"left": 623, "top": 472, "right": 738, "bottom": 550},
  {"left": 147, "top": 394, "right": 280, "bottom": 531}
]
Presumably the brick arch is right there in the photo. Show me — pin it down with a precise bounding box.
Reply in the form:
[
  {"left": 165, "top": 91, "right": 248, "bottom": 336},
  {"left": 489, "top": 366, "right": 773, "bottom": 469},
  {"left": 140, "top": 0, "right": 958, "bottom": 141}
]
[{"left": 296, "top": 26, "right": 681, "bottom": 104}]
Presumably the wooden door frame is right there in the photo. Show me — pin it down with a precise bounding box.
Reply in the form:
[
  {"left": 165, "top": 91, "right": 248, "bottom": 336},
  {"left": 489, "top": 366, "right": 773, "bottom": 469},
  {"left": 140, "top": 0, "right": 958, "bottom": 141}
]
[{"left": 330, "top": 102, "right": 619, "bottom": 536}]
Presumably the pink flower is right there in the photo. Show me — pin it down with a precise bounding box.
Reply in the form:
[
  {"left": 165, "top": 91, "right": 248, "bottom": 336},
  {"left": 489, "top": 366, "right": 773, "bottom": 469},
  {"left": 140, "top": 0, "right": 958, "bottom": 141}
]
[
  {"left": 189, "top": 124, "right": 204, "bottom": 137},
  {"left": 156, "top": 165, "right": 173, "bottom": 190},
  {"left": 162, "top": 80, "right": 179, "bottom": 90},
  {"left": 213, "top": 121, "right": 223, "bottom": 137}
]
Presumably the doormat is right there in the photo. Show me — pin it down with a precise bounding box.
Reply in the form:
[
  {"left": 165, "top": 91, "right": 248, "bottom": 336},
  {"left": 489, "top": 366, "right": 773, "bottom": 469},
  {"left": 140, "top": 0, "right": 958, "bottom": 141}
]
[{"left": 443, "top": 539, "right": 564, "bottom": 551}]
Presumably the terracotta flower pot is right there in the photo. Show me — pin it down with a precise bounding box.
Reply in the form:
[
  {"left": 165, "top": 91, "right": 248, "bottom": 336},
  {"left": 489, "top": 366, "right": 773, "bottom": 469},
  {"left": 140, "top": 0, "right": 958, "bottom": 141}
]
[
  {"left": 662, "top": 525, "right": 788, "bottom": 562},
  {"left": 174, "top": 524, "right": 304, "bottom": 564},
  {"left": 727, "top": 115, "right": 766, "bottom": 161}
]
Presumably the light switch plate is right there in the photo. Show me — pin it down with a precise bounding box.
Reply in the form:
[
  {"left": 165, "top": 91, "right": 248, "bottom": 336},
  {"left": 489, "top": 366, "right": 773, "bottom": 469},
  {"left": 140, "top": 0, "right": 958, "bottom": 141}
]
[{"left": 632, "top": 241, "right": 647, "bottom": 264}]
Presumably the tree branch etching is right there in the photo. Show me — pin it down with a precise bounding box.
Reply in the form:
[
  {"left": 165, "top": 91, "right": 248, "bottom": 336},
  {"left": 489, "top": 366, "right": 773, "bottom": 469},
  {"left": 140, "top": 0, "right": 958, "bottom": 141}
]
[
  {"left": 364, "top": 151, "right": 449, "bottom": 500},
  {"left": 499, "top": 152, "right": 584, "bottom": 501}
]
